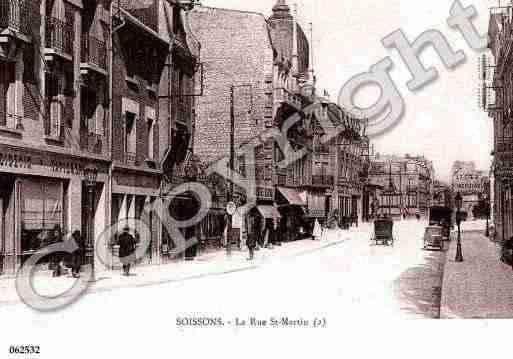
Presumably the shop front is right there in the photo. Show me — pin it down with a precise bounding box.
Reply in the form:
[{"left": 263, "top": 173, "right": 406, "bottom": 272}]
[
  {"left": 0, "top": 145, "right": 109, "bottom": 276},
  {"left": 111, "top": 168, "right": 160, "bottom": 268},
  {"left": 276, "top": 187, "right": 308, "bottom": 242}
]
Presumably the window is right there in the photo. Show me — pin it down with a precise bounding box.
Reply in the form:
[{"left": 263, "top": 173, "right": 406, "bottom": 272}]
[
  {"left": 147, "top": 118, "right": 154, "bottom": 160},
  {"left": 146, "top": 107, "right": 155, "bottom": 160},
  {"left": 125, "top": 111, "right": 137, "bottom": 158},
  {"left": 45, "top": 72, "right": 61, "bottom": 137},
  {"left": 20, "top": 179, "right": 64, "bottom": 256},
  {"left": 0, "top": 62, "right": 17, "bottom": 129}
]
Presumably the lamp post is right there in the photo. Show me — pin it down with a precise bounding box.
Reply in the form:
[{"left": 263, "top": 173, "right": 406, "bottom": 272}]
[
  {"left": 455, "top": 192, "right": 463, "bottom": 262},
  {"left": 84, "top": 165, "right": 98, "bottom": 280},
  {"left": 485, "top": 194, "right": 490, "bottom": 237},
  {"left": 227, "top": 84, "right": 253, "bottom": 256}
]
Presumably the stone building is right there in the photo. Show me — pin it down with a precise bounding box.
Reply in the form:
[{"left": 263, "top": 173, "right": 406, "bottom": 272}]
[
  {"left": 369, "top": 154, "right": 434, "bottom": 218},
  {"left": 0, "top": 0, "right": 111, "bottom": 275},
  {"left": 188, "top": 0, "right": 369, "bottom": 246},
  {"left": 450, "top": 161, "right": 489, "bottom": 219},
  {"left": 0, "top": 0, "right": 199, "bottom": 275},
  {"left": 487, "top": 5, "right": 512, "bottom": 242}
]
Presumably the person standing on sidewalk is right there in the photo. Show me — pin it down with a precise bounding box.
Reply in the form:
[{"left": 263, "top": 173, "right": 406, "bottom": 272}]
[
  {"left": 118, "top": 227, "right": 137, "bottom": 276},
  {"left": 246, "top": 232, "right": 256, "bottom": 260},
  {"left": 71, "top": 230, "right": 84, "bottom": 278},
  {"left": 274, "top": 218, "right": 282, "bottom": 247}
]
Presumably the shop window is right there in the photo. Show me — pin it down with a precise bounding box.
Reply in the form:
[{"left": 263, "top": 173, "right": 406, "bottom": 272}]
[{"left": 20, "top": 180, "right": 63, "bottom": 256}]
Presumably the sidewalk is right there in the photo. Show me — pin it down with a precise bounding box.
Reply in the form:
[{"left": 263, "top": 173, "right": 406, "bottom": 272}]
[
  {"left": 440, "top": 226, "right": 513, "bottom": 319},
  {"left": 0, "top": 224, "right": 372, "bottom": 306}
]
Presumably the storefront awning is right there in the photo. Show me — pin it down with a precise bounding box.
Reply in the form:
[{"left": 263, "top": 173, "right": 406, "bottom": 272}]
[
  {"left": 256, "top": 205, "right": 282, "bottom": 219},
  {"left": 277, "top": 187, "right": 306, "bottom": 206}
]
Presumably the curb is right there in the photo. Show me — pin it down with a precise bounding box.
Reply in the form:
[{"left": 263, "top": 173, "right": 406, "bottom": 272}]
[{"left": 0, "top": 235, "right": 352, "bottom": 308}]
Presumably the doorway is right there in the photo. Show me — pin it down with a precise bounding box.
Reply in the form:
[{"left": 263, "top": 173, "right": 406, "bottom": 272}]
[{"left": 0, "top": 175, "right": 15, "bottom": 275}]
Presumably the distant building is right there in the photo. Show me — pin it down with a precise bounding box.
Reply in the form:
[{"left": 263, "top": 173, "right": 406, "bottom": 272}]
[
  {"left": 369, "top": 154, "right": 435, "bottom": 218},
  {"left": 450, "top": 161, "right": 489, "bottom": 219}
]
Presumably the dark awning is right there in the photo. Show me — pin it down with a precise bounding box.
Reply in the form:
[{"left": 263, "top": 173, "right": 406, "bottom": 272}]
[
  {"left": 256, "top": 205, "right": 282, "bottom": 219},
  {"left": 277, "top": 187, "right": 306, "bottom": 206}
]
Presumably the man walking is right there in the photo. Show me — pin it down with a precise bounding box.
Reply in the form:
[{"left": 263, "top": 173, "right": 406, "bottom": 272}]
[
  {"left": 118, "top": 226, "right": 137, "bottom": 276},
  {"left": 71, "top": 230, "right": 84, "bottom": 278},
  {"left": 246, "top": 232, "right": 256, "bottom": 261}
]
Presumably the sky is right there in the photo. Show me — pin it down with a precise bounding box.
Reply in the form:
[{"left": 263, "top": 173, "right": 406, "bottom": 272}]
[{"left": 199, "top": 0, "right": 495, "bottom": 182}]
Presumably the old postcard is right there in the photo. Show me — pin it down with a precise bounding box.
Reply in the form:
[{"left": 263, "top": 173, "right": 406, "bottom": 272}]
[{"left": 0, "top": 0, "right": 508, "bottom": 358}]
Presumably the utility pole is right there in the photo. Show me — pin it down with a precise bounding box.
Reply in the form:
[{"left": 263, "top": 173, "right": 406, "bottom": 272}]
[{"left": 227, "top": 85, "right": 235, "bottom": 256}]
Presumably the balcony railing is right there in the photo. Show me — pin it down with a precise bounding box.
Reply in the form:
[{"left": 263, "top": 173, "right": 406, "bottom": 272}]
[
  {"left": 81, "top": 35, "right": 107, "bottom": 70},
  {"left": 311, "top": 175, "right": 334, "bottom": 187},
  {"left": 496, "top": 137, "right": 513, "bottom": 153},
  {"left": 45, "top": 16, "right": 74, "bottom": 57},
  {"left": 0, "top": 0, "right": 33, "bottom": 35},
  {"left": 124, "top": 151, "right": 137, "bottom": 166},
  {"left": 277, "top": 174, "right": 287, "bottom": 187},
  {"left": 0, "top": 111, "right": 23, "bottom": 131},
  {"left": 314, "top": 144, "right": 330, "bottom": 154},
  {"left": 80, "top": 129, "right": 103, "bottom": 154}
]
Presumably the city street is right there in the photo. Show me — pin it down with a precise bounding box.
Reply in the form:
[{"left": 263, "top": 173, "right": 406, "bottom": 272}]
[{"left": 0, "top": 219, "right": 453, "bottom": 356}]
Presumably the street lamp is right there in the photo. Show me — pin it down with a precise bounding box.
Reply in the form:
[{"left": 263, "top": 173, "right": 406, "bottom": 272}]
[
  {"left": 485, "top": 194, "right": 490, "bottom": 237},
  {"left": 227, "top": 84, "right": 253, "bottom": 256},
  {"left": 455, "top": 192, "right": 463, "bottom": 262},
  {"left": 84, "top": 165, "right": 98, "bottom": 280}
]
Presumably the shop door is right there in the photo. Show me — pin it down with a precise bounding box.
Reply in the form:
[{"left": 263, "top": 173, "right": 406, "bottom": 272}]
[{"left": 0, "top": 176, "right": 15, "bottom": 275}]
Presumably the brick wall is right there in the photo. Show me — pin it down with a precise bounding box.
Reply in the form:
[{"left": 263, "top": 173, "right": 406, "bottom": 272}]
[{"left": 188, "top": 7, "right": 274, "bottom": 181}]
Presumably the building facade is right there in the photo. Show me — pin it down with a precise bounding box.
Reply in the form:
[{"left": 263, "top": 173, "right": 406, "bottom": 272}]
[
  {"left": 486, "top": 5, "right": 512, "bottom": 242},
  {"left": 369, "top": 154, "right": 434, "bottom": 218},
  {"left": 450, "top": 161, "right": 490, "bottom": 220},
  {"left": 0, "top": 0, "right": 198, "bottom": 275},
  {"left": 188, "top": 0, "right": 369, "bottom": 247}
]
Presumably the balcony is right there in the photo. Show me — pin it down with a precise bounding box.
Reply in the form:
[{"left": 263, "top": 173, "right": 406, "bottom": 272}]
[
  {"left": 80, "top": 130, "right": 104, "bottom": 155},
  {"left": 123, "top": 151, "right": 137, "bottom": 166},
  {"left": 496, "top": 137, "right": 513, "bottom": 153},
  {"left": 310, "top": 174, "right": 334, "bottom": 188},
  {"left": 0, "top": 111, "right": 23, "bottom": 135},
  {"left": 314, "top": 143, "right": 330, "bottom": 154},
  {"left": 44, "top": 16, "right": 74, "bottom": 62},
  {"left": 80, "top": 35, "right": 107, "bottom": 77},
  {"left": 0, "top": 0, "right": 33, "bottom": 61},
  {"left": 256, "top": 187, "right": 274, "bottom": 201},
  {"left": 277, "top": 174, "right": 287, "bottom": 187}
]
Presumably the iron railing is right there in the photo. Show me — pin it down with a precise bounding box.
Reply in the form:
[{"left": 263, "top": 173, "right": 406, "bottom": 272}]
[
  {"left": 0, "top": 0, "right": 33, "bottom": 35},
  {"left": 80, "top": 129, "right": 103, "bottom": 154},
  {"left": 124, "top": 151, "right": 137, "bottom": 166},
  {"left": 496, "top": 137, "right": 513, "bottom": 153},
  {"left": 311, "top": 174, "right": 334, "bottom": 187},
  {"left": 275, "top": 87, "right": 302, "bottom": 109},
  {"left": 0, "top": 111, "right": 22, "bottom": 130},
  {"left": 45, "top": 16, "right": 74, "bottom": 57},
  {"left": 81, "top": 35, "right": 107, "bottom": 70}
]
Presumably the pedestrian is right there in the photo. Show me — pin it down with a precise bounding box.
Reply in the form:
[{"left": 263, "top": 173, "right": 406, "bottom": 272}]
[
  {"left": 71, "top": 230, "right": 84, "bottom": 278},
  {"left": 118, "top": 226, "right": 137, "bottom": 276},
  {"left": 246, "top": 232, "right": 256, "bottom": 260},
  {"left": 51, "top": 225, "right": 63, "bottom": 277}
]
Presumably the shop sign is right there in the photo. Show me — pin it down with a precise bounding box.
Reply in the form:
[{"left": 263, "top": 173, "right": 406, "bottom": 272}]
[{"left": 0, "top": 149, "right": 104, "bottom": 178}]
